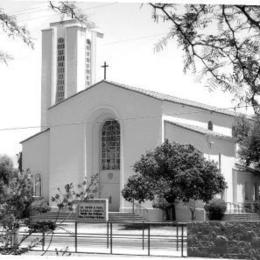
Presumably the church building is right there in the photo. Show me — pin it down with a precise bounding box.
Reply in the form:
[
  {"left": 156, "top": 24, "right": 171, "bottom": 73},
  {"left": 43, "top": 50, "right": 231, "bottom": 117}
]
[{"left": 21, "top": 19, "right": 260, "bottom": 221}]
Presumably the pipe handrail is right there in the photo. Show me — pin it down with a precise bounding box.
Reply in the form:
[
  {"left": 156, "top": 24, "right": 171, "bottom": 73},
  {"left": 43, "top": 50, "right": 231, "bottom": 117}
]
[{"left": 225, "top": 201, "right": 260, "bottom": 214}]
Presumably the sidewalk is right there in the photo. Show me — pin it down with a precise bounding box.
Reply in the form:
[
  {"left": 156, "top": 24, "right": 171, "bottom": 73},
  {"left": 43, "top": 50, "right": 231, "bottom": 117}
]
[{"left": 0, "top": 254, "right": 239, "bottom": 260}]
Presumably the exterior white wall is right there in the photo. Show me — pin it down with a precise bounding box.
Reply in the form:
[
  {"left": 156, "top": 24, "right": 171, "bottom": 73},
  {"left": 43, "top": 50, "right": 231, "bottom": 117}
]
[
  {"left": 163, "top": 101, "right": 236, "bottom": 137},
  {"left": 77, "top": 28, "right": 86, "bottom": 92},
  {"left": 27, "top": 60, "right": 256, "bottom": 222},
  {"left": 221, "top": 154, "right": 236, "bottom": 202},
  {"left": 41, "top": 29, "right": 53, "bottom": 130},
  {"left": 65, "top": 26, "right": 77, "bottom": 97},
  {"left": 164, "top": 121, "right": 236, "bottom": 221},
  {"left": 90, "top": 31, "right": 97, "bottom": 85},
  {"left": 41, "top": 20, "right": 100, "bottom": 118},
  {"left": 51, "top": 27, "right": 57, "bottom": 106},
  {"left": 22, "top": 130, "right": 50, "bottom": 199},
  {"left": 47, "top": 82, "right": 163, "bottom": 211},
  {"left": 49, "top": 124, "right": 85, "bottom": 200},
  {"left": 66, "top": 26, "right": 86, "bottom": 97},
  {"left": 233, "top": 169, "right": 260, "bottom": 203}
]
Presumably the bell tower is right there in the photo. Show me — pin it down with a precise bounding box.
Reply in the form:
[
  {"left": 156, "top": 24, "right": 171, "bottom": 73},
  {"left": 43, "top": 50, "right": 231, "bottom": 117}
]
[{"left": 41, "top": 19, "right": 103, "bottom": 129}]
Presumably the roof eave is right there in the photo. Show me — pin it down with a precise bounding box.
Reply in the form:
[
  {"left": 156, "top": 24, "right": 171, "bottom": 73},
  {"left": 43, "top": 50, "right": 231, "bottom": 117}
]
[
  {"left": 20, "top": 128, "right": 50, "bottom": 144},
  {"left": 165, "top": 120, "right": 236, "bottom": 142},
  {"left": 46, "top": 80, "right": 249, "bottom": 119}
]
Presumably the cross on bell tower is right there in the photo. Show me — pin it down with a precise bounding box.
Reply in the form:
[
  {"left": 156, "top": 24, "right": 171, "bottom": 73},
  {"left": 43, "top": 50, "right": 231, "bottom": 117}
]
[{"left": 101, "top": 61, "right": 109, "bottom": 80}]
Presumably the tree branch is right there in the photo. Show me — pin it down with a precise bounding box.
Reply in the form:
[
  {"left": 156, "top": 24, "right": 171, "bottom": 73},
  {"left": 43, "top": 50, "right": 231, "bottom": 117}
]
[
  {"left": 235, "top": 5, "right": 260, "bottom": 30},
  {"left": 49, "top": 1, "right": 95, "bottom": 29}
]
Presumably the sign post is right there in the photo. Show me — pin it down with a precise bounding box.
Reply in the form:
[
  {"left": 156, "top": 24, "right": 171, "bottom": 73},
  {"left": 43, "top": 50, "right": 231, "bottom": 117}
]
[{"left": 76, "top": 199, "right": 108, "bottom": 222}]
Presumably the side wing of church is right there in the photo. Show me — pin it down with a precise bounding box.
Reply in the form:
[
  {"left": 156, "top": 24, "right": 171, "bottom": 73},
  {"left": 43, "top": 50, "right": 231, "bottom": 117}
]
[{"left": 21, "top": 20, "right": 260, "bottom": 221}]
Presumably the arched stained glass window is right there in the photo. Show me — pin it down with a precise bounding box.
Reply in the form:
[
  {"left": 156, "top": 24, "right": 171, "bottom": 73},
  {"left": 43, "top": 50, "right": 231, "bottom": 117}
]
[{"left": 101, "top": 120, "right": 120, "bottom": 170}]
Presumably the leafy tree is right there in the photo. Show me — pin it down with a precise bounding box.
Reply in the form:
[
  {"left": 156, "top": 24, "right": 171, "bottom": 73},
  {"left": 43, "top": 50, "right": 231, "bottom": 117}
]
[
  {"left": 122, "top": 140, "right": 227, "bottom": 220},
  {"left": 0, "top": 155, "right": 56, "bottom": 254},
  {"left": 51, "top": 173, "right": 99, "bottom": 211},
  {"left": 28, "top": 197, "right": 50, "bottom": 216},
  {"left": 121, "top": 175, "right": 154, "bottom": 203},
  {"left": 37, "top": 174, "right": 99, "bottom": 256},
  {"left": 0, "top": 155, "right": 13, "bottom": 186},
  {"left": 233, "top": 115, "right": 260, "bottom": 170},
  {"left": 17, "top": 152, "right": 22, "bottom": 173},
  {"left": 150, "top": 4, "right": 260, "bottom": 114},
  {"left": 1, "top": 170, "right": 34, "bottom": 220}
]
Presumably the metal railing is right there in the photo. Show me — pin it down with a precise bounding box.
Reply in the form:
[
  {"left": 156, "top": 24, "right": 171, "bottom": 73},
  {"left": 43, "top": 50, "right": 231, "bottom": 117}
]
[
  {"left": 12, "top": 221, "right": 187, "bottom": 257},
  {"left": 226, "top": 201, "right": 260, "bottom": 214}
]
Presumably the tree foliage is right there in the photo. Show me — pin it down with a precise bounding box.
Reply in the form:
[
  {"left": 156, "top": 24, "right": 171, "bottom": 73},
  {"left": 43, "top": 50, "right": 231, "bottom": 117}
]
[
  {"left": 0, "top": 9, "right": 33, "bottom": 64},
  {"left": 49, "top": 1, "right": 95, "bottom": 28},
  {"left": 51, "top": 173, "right": 99, "bottom": 211},
  {"left": 233, "top": 115, "right": 260, "bottom": 170},
  {"left": 0, "top": 156, "right": 34, "bottom": 223},
  {"left": 150, "top": 4, "right": 260, "bottom": 114},
  {"left": 0, "top": 170, "right": 34, "bottom": 222},
  {"left": 121, "top": 175, "right": 154, "bottom": 203},
  {"left": 122, "top": 140, "right": 227, "bottom": 220},
  {"left": 0, "top": 155, "right": 14, "bottom": 186},
  {"left": 0, "top": 155, "right": 55, "bottom": 254}
]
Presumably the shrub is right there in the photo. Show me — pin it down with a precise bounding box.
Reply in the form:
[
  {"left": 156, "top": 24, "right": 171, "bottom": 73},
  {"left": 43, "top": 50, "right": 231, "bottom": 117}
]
[
  {"left": 253, "top": 201, "right": 260, "bottom": 214},
  {"left": 204, "top": 199, "right": 226, "bottom": 220},
  {"left": 29, "top": 197, "right": 50, "bottom": 215},
  {"left": 243, "top": 201, "right": 260, "bottom": 214},
  {"left": 27, "top": 220, "right": 56, "bottom": 233}
]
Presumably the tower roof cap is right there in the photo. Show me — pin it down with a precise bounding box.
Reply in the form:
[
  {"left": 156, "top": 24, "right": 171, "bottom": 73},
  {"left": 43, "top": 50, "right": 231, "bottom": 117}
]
[{"left": 50, "top": 19, "right": 86, "bottom": 28}]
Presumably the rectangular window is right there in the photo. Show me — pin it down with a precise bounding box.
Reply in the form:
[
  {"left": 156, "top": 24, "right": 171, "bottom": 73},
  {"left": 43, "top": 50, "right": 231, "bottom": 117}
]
[
  {"left": 85, "top": 39, "right": 91, "bottom": 87},
  {"left": 56, "top": 38, "right": 65, "bottom": 103},
  {"left": 34, "top": 174, "right": 41, "bottom": 197}
]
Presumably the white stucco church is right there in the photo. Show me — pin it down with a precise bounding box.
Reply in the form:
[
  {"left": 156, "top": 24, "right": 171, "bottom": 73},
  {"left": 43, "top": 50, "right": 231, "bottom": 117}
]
[{"left": 21, "top": 19, "right": 260, "bottom": 221}]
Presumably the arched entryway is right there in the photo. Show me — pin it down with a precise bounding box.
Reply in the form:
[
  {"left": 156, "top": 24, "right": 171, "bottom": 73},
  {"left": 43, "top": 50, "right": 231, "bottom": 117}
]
[{"left": 99, "top": 119, "right": 120, "bottom": 212}]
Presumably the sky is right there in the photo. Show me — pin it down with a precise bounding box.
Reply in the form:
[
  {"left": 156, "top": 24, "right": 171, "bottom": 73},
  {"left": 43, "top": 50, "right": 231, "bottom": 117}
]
[{"left": 0, "top": 0, "right": 255, "bottom": 164}]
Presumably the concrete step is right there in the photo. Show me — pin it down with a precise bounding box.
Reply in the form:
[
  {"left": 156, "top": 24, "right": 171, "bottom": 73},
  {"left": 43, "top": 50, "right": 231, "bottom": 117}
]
[
  {"left": 30, "top": 211, "right": 146, "bottom": 223},
  {"left": 111, "top": 212, "right": 146, "bottom": 222}
]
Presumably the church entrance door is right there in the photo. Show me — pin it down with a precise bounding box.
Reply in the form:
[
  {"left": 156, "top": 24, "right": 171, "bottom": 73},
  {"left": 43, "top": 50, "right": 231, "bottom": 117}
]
[{"left": 99, "top": 170, "right": 120, "bottom": 212}]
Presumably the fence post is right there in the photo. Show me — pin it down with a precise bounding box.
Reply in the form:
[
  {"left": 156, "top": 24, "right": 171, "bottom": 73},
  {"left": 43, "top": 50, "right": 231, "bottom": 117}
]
[
  {"left": 148, "top": 223, "right": 150, "bottom": 256},
  {"left": 42, "top": 231, "right": 45, "bottom": 251},
  {"left": 75, "top": 221, "right": 78, "bottom": 253},
  {"left": 181, "top": 224, "right": 184, "bottom": 257},
  {"left": 107, "top": 221, "right": 109, "bottom": 248},
  {"left": 142, "top": 222, "right": 144, "bottom": 250},
  {"left": 176, "top": 224, "right": 179, "bottom": 251},
  {"left": 110, "top": 222, "right": 113, "bottom": 254}
]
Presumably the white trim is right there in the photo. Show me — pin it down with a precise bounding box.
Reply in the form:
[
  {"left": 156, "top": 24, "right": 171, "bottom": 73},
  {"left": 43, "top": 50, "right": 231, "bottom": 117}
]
[{"left": 83, "top": 105, "right": 124, "bottom": 212}]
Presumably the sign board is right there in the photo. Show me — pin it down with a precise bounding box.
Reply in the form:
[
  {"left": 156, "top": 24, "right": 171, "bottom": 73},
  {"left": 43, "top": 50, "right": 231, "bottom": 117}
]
[{"left": 76, "top": 199, "right": 108, "bottom": 222}]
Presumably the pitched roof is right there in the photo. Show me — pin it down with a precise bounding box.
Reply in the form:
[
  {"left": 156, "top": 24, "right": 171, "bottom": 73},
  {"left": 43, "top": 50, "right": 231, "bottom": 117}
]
[
  {"left": 234, "top": 163, "right": 260, "bottom": 174},
  {"left": 106, "top": 81, "right": 240, "bottom": 117},
  {"left": 49, "top": 80, "right": 242, "bottom": 117},
  {"left": 20, "top": 128, "right": 50, "bottom": 144},
  {"left": 165, "top": 120, "right": 236, "bottom": 142}
]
